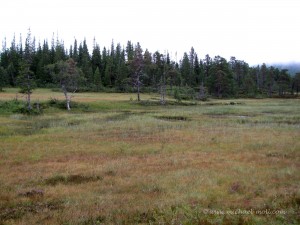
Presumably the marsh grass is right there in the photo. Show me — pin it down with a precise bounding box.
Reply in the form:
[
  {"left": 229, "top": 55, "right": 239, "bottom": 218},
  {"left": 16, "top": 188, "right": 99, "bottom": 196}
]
[{"left": 0, "top": 89, "right": 299, "bottom": 224}]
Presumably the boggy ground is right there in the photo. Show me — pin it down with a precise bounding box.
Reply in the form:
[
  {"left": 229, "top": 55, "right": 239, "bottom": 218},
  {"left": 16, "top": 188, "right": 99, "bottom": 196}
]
[{"left": 0, "top": 89, "right": 299, "bottom": 224}]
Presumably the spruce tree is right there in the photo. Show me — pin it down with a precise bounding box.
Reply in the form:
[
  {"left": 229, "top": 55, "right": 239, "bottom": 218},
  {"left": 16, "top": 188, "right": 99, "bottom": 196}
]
[
  {"left": 17, "top": 28, "right": 36, "bottom": 110},
  {"left": 126, "top": 41, "right": 134, "bottom": 61},
  {"left": 91, "top": 43, "right": 101, "bottom": 73},
  {"left": 115, "top": 45, "right": 128, "bottom": 91},
  {"left": 80, "top": 39, "right": 92, "bottom": 84},
  {"left": 207, "top": 56, "right": 234, "bottom": 97},
  {"left": 131, "top": 42, "right": 143, "bottom": 101},
  {"left": 143, "top": 49, "right": 153, "bottom": 87},
  {"left": 266, "top": 66, "right": 275, "bottom": 97},
  {"left": 104, "top": 56, "right": 112, "bottom": 87},
  {"left": 73, "top": 39, "right": 79, "bottom": 62},
  {"left": 194, "top": 54, "right": 200, "bottom": 85},
  {"left": 94, "top": 67, "right": 102, "bottom": 91},
  {"left": 0, "top": 66, "right": 7, "bottom": 91},
  {"left": 188, "top": 47, "right": 196, "bottom": 86},
  {"left": 181, "top": 53, "right": 190, "bottom": 86},
  {"left": 277, "top": 69, "right": 290, "bottom": 96},
  {"left": 293, "top": 73, "right": 300, "bottom": 95},
  {"left": 7, "top": 63, "right": 17, "bottom": 86},
  {"left": 153, "top": 51, "right": 164, "bottom": 89},
  {"left": 7, "top": 35, "right": 21, "bottom": 86}
]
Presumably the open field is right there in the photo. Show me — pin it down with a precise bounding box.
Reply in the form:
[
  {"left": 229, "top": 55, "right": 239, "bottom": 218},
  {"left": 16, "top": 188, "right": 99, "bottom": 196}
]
[{"left": 0, "top": 89, "right": 299, "bottom": 224}]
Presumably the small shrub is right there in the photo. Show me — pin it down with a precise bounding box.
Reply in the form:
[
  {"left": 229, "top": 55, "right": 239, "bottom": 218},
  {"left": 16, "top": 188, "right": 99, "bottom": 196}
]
[
  {"left": 15, "top": 106, "right": 43, "bottom": 115},
  {"left": 48, "top": 97, "right": 59, "bottom": 105},
  {"left": 0, "top": 100, "right": 23, "bottom": 114},
  {"left": 45, "top": 98, "right": 90, "bottom": 111},
  {"left": 0, "top": 100, "right": 43, "bottom": 115},
  {"left": 174, "top": 88, "right": 182, "bottom": 102},
  {"left": 173, "top": 86, "right": 196, "bottom": 101}
]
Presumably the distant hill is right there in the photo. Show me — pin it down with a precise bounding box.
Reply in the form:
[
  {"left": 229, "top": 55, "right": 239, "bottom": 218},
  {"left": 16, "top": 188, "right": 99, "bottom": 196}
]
[{"left": 268, "top": 62, "right": 300, "bottom": 76}]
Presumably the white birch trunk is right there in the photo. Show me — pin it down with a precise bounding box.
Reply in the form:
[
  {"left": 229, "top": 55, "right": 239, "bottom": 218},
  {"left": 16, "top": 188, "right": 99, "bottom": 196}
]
[{"left": 62, "top": 85, "right": 71, "bottom": 110}]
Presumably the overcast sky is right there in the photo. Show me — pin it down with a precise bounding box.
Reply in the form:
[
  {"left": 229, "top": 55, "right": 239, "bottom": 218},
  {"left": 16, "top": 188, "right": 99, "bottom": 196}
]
[{"left": 1, "top": 0, "right": 299, "bottom": 65}]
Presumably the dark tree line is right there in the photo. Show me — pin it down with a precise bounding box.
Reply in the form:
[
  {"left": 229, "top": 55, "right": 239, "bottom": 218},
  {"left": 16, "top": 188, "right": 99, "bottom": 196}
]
[{"left": 1, "top": 31, "right": 300, "bottom": 99}]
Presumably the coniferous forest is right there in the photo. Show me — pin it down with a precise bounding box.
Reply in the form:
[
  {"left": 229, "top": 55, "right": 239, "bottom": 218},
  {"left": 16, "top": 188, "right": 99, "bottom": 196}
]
[{"left": 1, "top": 30, "right": 300, "bottom": 100}]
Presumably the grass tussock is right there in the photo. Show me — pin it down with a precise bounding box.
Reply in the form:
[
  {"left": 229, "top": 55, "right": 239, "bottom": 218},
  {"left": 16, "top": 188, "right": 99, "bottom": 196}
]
[
  {"left": 155, "top": 115, "right": 190, "bottom": 121},
  {"left": 44, "top": 174, "right": 103, "bottom": 186},
  {"left": 0, "top": 199, "right": 63, "bottom": 222}
]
